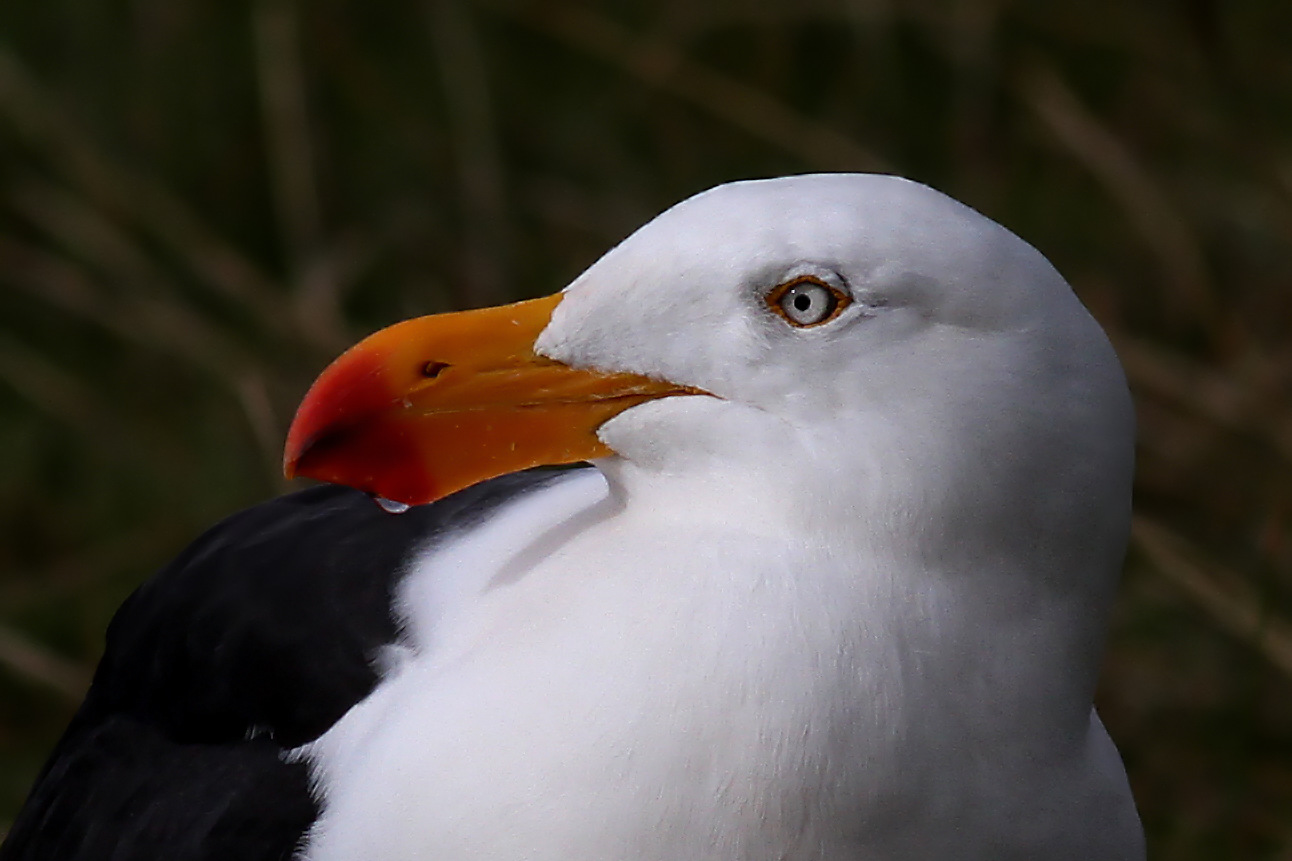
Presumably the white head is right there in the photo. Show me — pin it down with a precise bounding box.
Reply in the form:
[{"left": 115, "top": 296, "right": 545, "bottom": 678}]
[{"left": 538, "top": 174, "right": 1133, "bottom": 580}]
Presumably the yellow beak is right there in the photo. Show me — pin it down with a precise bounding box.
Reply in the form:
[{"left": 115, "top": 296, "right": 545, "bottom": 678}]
[{"left": 283, "top": 293, "right": 702, "bottom": 505}]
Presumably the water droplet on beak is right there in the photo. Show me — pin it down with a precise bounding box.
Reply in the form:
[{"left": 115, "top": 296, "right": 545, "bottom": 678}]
[{"left": 372, "top": 496, "right": 411, "bottom": 514}]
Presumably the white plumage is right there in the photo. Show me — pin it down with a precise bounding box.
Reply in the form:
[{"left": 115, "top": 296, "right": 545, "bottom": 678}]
[{"left": 297, "top": 174, "right": 1142, "bottom": 860}]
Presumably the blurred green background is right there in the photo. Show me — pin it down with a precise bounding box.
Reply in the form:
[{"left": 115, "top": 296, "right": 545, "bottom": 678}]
[{"left": 0, "top": 0, "right": 1289, "bottom": 856}]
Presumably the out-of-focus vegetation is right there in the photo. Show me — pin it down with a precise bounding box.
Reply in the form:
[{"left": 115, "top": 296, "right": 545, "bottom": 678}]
[{"left": 0, "top": 0, "right": 1288, "bottom": 855}]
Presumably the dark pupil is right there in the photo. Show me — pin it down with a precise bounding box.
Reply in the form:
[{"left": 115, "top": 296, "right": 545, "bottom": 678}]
[{"left": 793, "top": 292, "right": 813, "bottom": 312}]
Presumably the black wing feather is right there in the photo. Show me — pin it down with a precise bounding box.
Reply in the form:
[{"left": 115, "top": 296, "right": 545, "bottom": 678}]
[{"left": 0, "top": 467, "right": 581, "bottom": 861}]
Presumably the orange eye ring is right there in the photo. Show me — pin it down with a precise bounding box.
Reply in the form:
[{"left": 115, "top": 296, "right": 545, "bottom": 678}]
[{"left": 766, "top": 276, "right": 852, "bottom": 328}]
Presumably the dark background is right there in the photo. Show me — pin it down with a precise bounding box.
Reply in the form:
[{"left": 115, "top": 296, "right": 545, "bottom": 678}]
[{"left": 0, "top": 0, "right": 1289, "bottom": 857}]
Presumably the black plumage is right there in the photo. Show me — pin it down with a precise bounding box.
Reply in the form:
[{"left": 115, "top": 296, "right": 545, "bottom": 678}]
[{"left": 0, "top": 468, "right": 579, "bottom": 861}]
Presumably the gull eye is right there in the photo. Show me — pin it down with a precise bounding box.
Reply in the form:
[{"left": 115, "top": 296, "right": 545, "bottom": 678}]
[{"left": 768, "top": 278, "right": 850, "bottom": 328}]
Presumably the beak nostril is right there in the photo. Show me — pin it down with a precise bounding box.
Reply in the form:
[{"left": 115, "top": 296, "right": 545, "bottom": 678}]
[{"left": 421, "top": 361, "right": 451, "bottom": 379}]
